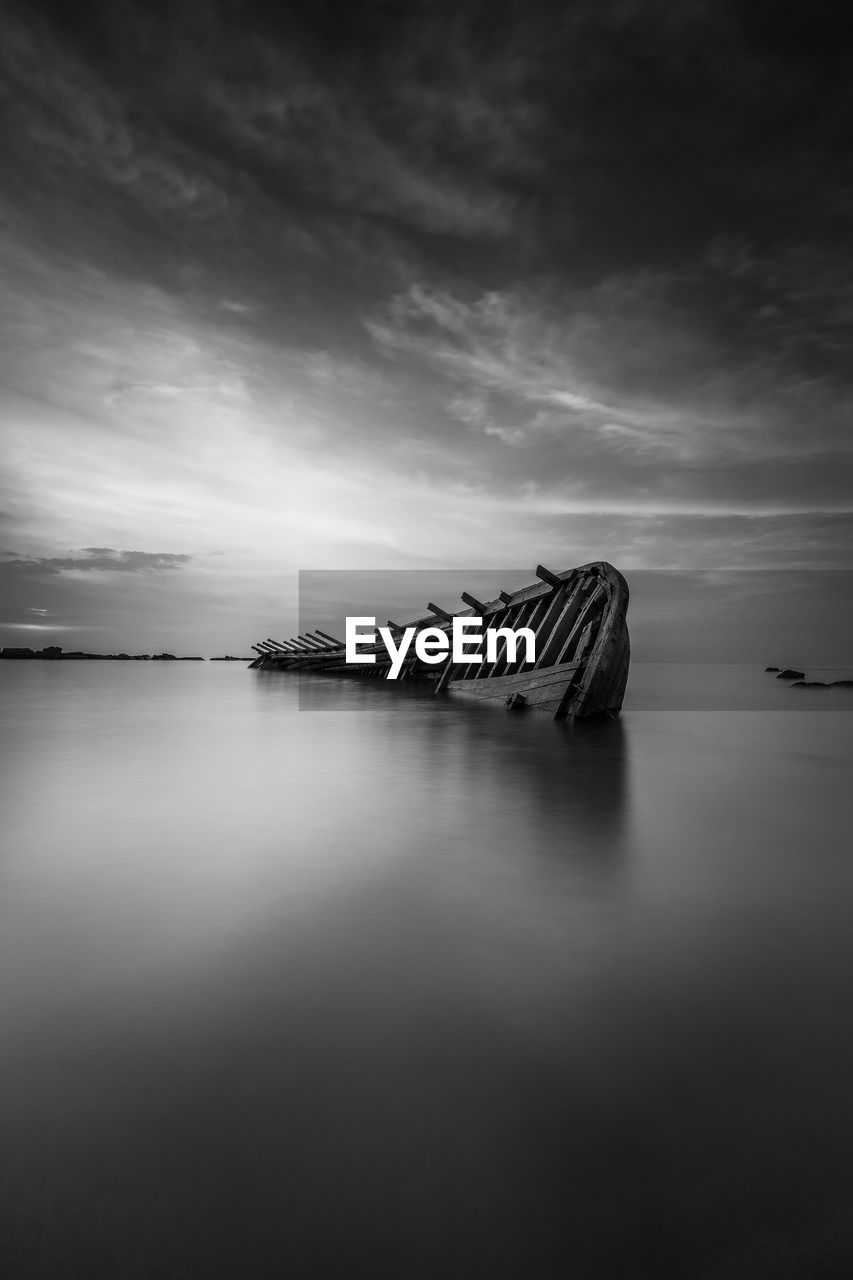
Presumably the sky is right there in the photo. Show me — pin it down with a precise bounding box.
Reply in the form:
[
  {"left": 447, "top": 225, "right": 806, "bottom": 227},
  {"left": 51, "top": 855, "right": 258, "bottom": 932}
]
[{"left": 1, "top": 0, "right": 852, "bottom": 653}]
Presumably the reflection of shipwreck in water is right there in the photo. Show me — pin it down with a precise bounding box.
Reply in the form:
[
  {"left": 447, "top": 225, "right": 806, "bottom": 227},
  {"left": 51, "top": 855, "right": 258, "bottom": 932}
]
[{"left": 250, "top": 562, "right": 630, "bottom": 721}]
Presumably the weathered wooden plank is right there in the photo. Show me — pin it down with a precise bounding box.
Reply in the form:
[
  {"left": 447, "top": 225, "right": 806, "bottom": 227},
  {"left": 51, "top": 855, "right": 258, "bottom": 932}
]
[
  {"left": 476, "top": 602, "right": 526, "bottom": 679},
  {"left": 536, "top": 564, "right": 563, "bottom": 589},
  {"left": 495, "top": 596, "right": 541, "bottom": 676},
  {"left": 449, "top": 660, "right": 580, "bottom": 698},
  {"left": 555, "top": 582, "right": 605, "bottom": 665},
  {"left": 427, "top": 602, "right": 455, "bottom": 624},
  {"left": 574, "top": 619, "right": 595, "bottom": 663},
  {"left": 533, "top": 577, "right": 595, "bottom": 670},
  {"left": 490, "top": 600, "right": 534, "bottom": 677},
  {"left": 307, "top": 631, "right": 339, "bottom": 648},
  {"left": 510, "top": 580, "right": 571, "bottom": 675},
  {"left": 501, "top": 592, "right": 553, "bottom": 676},
  {"left": 314, "top": 629, "right": 344, "bottom": 647},
  {"left": 566, "top": 577, "right": 629, "bottom": 719}
]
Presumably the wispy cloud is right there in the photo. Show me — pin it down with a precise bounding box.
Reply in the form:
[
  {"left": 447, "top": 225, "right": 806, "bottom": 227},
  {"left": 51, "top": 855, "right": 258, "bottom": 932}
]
[
  {"left": 366, "top": 281, "right": 731, "bottom": 458},
  {"left": 366, "top": 278, "right": 853, "bottom": 500},
  {"left": 210, "top": 79, "right": 517, "bottom": 240}
]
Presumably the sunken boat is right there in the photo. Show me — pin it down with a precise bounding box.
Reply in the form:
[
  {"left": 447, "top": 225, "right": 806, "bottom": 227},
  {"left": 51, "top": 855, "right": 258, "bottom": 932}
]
[{"left": 249, "top": 561, "right": 630, "bottom": 720}]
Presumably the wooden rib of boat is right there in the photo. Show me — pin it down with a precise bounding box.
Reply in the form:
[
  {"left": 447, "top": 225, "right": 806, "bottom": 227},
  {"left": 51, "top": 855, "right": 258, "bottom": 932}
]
[{"left": 249, "top": 561, "right": 630, "bottom": 720}]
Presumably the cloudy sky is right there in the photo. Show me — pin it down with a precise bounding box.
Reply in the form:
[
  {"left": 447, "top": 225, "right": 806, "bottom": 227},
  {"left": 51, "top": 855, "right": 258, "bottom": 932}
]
[{"left": 1, "top": 0, "right": 852, "bottom": 652}]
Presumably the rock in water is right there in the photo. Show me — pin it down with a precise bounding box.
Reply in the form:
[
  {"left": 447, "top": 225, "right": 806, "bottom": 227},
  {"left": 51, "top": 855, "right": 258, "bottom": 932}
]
[{"left": 776, "top": 669, "right": 805, "bottom": 680}]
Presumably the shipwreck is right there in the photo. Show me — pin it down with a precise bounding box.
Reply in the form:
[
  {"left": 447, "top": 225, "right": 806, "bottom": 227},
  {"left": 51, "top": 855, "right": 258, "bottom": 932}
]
[{"left": 250, "top": 561, "right": 630, "bottom": 721}]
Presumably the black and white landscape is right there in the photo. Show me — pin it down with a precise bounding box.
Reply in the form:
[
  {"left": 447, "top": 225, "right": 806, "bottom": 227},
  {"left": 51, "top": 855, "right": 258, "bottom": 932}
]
[{"left": 1, "top": 3, "right": 852, "bottom": 1279}]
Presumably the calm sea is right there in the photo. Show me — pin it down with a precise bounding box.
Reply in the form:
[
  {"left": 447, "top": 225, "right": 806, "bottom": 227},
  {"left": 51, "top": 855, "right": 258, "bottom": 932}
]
[{"left": 2, "top": 661, "right": 853, "bottom": 1279}]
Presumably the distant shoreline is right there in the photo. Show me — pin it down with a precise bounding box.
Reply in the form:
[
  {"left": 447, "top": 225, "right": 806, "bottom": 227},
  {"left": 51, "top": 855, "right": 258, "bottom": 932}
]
[{"left": 0, "top": 647, "right": 251, "bottom": 662}]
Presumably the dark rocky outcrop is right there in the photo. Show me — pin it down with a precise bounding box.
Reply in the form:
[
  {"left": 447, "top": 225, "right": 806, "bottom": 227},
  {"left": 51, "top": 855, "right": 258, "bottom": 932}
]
[
  {"left": 179, "top": 656, "right": 204, "bottom": 660},
  {"left": 790, "top": 679, "right": 853, "bottom": 688},
  {"left": 765, "top": 666, "right": 780, "bottom": 672},
  {"left": 776, "top": 669, "right": 805, "bottom": 680}
]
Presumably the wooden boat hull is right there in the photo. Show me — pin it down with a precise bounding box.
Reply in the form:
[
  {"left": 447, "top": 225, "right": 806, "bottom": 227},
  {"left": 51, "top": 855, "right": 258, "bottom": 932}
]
[
  {"left": 442, "top": 562, "right": 630, "bottom": 719},
  {"left": 249, "top": 561, "right": 630, "bottom": 721}
]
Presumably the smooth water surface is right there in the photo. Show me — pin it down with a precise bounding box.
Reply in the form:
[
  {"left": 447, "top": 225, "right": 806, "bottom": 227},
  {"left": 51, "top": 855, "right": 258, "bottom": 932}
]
[{"left": 2, "top": 661, "right": 853, "bottom": 1279}]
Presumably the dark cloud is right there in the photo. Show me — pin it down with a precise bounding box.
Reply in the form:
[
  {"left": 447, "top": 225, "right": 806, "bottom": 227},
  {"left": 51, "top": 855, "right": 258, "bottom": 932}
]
[
  {"left": 1, "top": 550, "right": 192, "bottom": 574},
  {"left": 5, "top": 1, "right": 851, "bottom": 306}
]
